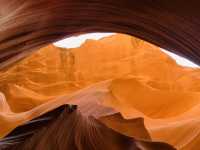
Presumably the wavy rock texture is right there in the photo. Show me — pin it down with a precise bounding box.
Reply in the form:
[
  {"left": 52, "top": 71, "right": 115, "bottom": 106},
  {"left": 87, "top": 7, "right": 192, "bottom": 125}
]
[
  {"left": 2, "top": 1, "right": 200, "bottom": 150},
  {"left": 0, "top": 34, "right": 199, "bottom": 149},
  {"left": 0, "top": 105, "right": 175, "bottom": 150},
  {"left": 1, "top": 0, "right": 200, "bottom": 68}
]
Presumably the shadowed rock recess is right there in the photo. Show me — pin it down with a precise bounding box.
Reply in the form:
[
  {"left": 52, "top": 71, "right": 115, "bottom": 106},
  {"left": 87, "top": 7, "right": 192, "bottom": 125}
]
[
  {"left": 0, "top": 105, "right": 175, "bottom": 150},
  {"left": 1, "top": 0, "right": 200, "bottom": 150}
]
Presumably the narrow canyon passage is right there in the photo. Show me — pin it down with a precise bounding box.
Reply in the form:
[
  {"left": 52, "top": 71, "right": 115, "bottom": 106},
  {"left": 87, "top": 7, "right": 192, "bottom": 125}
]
[{"left": 1, "top": 1, "right": 200, "bottom": 150}]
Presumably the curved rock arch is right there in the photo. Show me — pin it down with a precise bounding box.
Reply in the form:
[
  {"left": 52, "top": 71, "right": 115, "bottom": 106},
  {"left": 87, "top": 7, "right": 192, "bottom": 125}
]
[{"left": 1, "top": 0, "right": 200, "bottom": 68}]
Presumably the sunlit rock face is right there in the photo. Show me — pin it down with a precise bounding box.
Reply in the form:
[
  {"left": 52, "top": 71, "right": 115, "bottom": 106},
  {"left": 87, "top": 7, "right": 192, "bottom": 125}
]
[{"left": 1, "top": 34, "right": 200, "bottom": 149}]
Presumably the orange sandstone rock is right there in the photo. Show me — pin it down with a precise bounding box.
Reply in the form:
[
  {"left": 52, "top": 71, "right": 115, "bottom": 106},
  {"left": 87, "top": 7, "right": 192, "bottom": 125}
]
[{"left": 0, "top": 34, "right": 200, "bottom": 149}]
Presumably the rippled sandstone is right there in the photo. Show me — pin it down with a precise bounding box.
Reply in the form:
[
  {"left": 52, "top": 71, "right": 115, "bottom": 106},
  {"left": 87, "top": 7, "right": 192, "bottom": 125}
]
[{"left": 0, "top": 34, "right": 200, "bottom": 149}]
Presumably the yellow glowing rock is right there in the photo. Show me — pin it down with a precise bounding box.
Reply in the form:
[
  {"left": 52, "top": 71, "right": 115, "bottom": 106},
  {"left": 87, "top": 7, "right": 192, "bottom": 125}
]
[{"left": 0, "top": 34, "right": 200, "bottom": 149}]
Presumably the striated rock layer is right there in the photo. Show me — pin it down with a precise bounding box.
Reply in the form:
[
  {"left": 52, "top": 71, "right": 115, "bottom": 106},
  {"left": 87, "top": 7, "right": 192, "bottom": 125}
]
[
  {"left": 0, "top": 34, "right": 200, "bottom": 149},
  {"left": 1, "top": 0, "right": 200, "bottom": 68},
  {"left": 0, "top": 105, "right": 175, "bottom": 150},
  {"left": 2, "top": 1, "right": 200, "bottom": 149}
]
